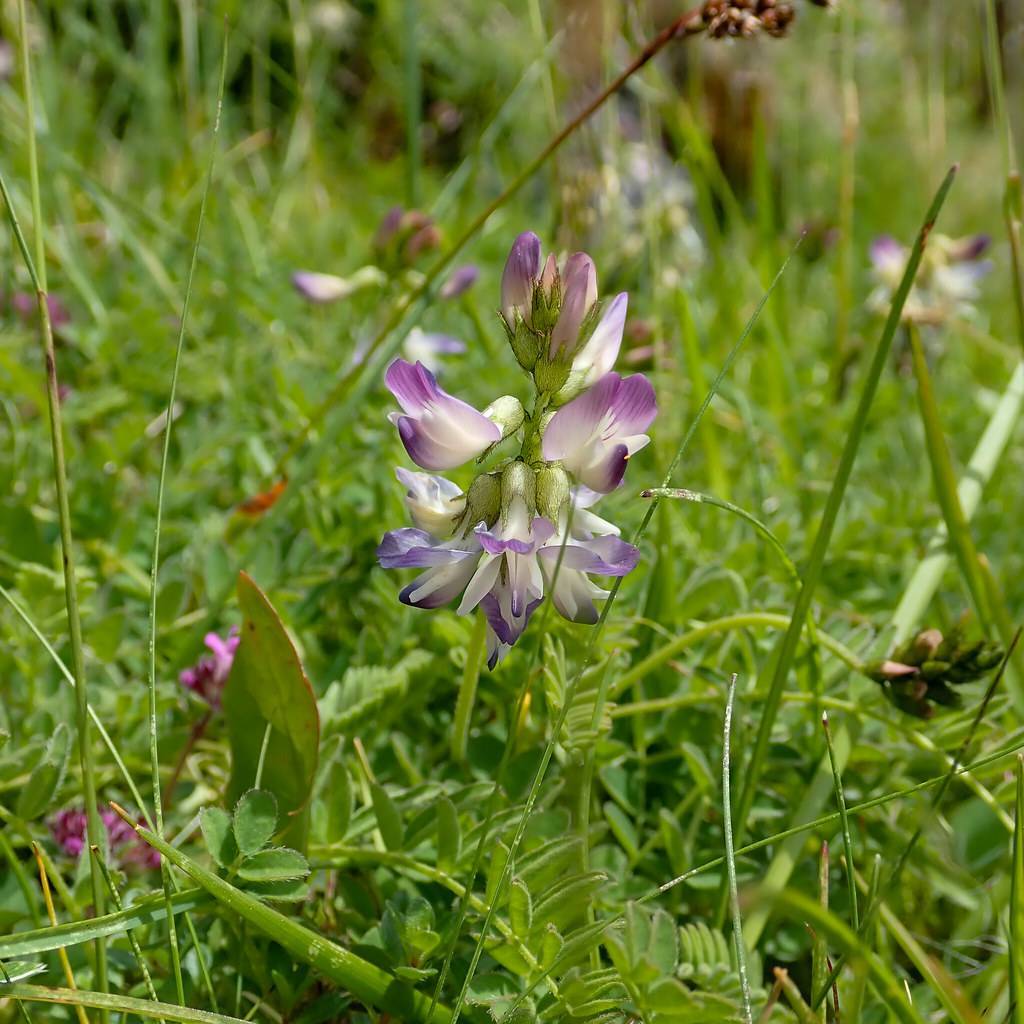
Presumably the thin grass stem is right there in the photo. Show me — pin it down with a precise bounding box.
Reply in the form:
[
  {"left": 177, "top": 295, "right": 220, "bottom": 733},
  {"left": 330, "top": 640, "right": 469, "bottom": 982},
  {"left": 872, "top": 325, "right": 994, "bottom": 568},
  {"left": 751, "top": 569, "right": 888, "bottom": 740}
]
[{"left": 821, "top": 712, "right": 859, "bottom": 931}]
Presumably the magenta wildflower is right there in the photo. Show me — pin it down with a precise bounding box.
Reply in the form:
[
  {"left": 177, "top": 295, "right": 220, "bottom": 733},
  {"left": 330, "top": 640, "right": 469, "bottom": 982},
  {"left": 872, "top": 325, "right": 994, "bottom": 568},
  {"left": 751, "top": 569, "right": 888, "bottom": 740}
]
[
  {"left": 49, "top": 807, "right": 159, "bottom": 869},
  {"left": 179, "top": 628, "right": 240, "bottom": 707}
]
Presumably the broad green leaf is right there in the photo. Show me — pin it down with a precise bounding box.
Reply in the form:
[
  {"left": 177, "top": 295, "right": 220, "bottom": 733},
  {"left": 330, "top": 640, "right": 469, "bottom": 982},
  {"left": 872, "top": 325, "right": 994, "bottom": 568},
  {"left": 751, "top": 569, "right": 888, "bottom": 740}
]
[
  {"left": 237, "top": 848, "right": 309, "bottom": 882},
  {"left": 222, "top": 572, "right": 319, "bottom": 850},
  {"left": 485, "top": 841, "right": 511, "bottom": 907},
  {"left": 247, "top": 877, "right": 311, "bottom": 902},
  {"left": 531, "top": 871, "right": 606, "bottom": 935},
  {"left": 370, "top": 783, "right": 403, "bottom": 851},
  {"left": 603, "top": 801, "right": 639, "bottom": 861},
  {"left": 233, "top": 789, "right": 278, "bottom": 857},
  {"left": 200, "top": 807, "right": 237, "bottom": 868},
  {"left": 436, "top": 795, "right": 460, "bottom": 871},
  {"left": 17, "top": 723, "right": 69, "bottom": 821},
  {"left": 509, "top": 878, "right": 533, "bottom": 937}
]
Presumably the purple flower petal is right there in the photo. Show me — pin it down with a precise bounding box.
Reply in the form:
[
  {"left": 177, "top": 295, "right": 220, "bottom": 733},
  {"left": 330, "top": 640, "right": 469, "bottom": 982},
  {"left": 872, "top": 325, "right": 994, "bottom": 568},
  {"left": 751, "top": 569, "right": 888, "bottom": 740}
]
[
  {"left": 385, "top": 359, "right": 501, "bottom": 470},
  {"left": 572, "top": 292, "right": 627, "bottom": 382},
  {"left": 377, "top": 528, "right": 476, "bottom": 568}
]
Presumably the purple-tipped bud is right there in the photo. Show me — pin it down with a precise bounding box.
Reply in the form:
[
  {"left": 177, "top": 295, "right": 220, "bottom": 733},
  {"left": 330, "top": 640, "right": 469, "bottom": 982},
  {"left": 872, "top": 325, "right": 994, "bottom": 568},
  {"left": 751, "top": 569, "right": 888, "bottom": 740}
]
[
  {"left": 501, "top": 232, "right": 542, "bottom": 323},
  {"left": 374, "top": 205, "right": 406, "bottom": 249},
  {"left": 550, "top": 253, "right": 597, "bottom": 357},
  {"left": 440, "top": 264, "right": 480, "bottom": 300}
]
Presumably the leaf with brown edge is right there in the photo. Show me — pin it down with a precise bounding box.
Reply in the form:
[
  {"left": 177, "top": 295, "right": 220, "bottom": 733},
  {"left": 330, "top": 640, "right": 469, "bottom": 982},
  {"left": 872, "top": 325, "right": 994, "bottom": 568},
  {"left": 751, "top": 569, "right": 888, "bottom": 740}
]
[{"left": 222, "top": 572, "right": 319, "bottom": 850}]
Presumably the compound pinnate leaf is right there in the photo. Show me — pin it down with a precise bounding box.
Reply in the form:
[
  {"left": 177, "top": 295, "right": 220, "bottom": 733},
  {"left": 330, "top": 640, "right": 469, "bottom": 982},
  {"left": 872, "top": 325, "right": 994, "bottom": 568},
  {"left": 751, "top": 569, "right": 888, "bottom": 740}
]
[
  {"left": 200, "top": 806, "right": 238, "bottom": 868},
  {"left": 233, "top": 789, "right": 278, "bottom": 857}
]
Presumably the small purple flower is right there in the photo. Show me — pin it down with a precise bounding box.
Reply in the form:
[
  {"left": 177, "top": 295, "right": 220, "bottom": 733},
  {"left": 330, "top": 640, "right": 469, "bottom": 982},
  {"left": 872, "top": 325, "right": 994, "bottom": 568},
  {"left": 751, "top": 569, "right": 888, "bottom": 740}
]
[
  {"left": 374, "top": 205, "right": 406, "bottom": 249},
  {"left": 550, "top": 253, "right": 597, "bottom": 357},
  {"left": 543, "top": 372, "right": 657, "bottom": 492},
  {"left": 538, "top": 531, "right": 640, "bottom": 625},
  {"left": 385, "top": 358, "right": 501, "bottom": 471},
  {"left": 403, "top": 328, "right": 466, "bottom": 372},
  {"left": 440, "top": 264, "right": 480, "bottom": 300},
  {"left": 501, "top": 232, "right": 542, "bottom": 324},
  {"left": 8, "top": 291, "right": 71, "bottom": 328},
  {"left": 179, "top": 628, "right": 240, "bottom": 708},
  {"left": 292, "top": 271, "right": 351, "bottom": 304}
]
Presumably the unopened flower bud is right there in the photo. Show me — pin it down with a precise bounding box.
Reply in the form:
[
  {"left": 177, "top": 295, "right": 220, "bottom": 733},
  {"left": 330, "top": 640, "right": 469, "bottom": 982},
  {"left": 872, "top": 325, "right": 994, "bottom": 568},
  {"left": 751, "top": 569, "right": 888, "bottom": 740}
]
[
  {"left": 463, "top": 472, "right": 501, "bottom": 529},
  {"left": 500, "top": 461, "right": 536, "bottom": 523},
  {"left": 483, "top": 395, "right": 526, "bottom": 440},
  {"left": 536, "top": 464, "right": 570, "bottom": 523},
  {"left": 508, "top": 317, "right": 541, "bottom": 371},
  {"left": 550, "top": 253, "right": 597, "bottom": 358},
  {"left": 501, "top": 232, "right": 541, "bottom": 325}
]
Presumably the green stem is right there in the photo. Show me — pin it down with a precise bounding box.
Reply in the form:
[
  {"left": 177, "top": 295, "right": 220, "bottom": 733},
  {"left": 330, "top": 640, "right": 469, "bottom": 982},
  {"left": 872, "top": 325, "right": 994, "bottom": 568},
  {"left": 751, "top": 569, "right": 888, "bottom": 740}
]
[
  {"left": 821, "top": 713, "right": 858, "bottom": 931},
  {"left": 145, "top": 33, "right": 228, "bottom": 1005},
  {"left": 732, "top": 165, "right": 958, "bottom": 847},
  {"left": 451, "top": 612, "right": 486, "bottom": 763},
  {"left": 7, "top": 4, "right": 106, "bottom": 998},
  {"left": 722, "top": 675, "right": 753, "bottom": 1024}
]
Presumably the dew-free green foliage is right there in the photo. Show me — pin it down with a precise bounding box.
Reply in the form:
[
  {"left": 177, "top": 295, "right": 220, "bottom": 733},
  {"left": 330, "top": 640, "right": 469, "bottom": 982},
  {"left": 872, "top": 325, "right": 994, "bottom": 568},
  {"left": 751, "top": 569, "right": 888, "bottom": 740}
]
[{"left": 2, "top": 1, "right": 1024, "bottom": 1023}]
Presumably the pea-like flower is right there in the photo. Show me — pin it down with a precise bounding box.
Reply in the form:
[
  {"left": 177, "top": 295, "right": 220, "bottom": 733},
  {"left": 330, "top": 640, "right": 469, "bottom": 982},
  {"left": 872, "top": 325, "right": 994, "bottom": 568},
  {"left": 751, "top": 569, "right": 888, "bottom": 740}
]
[
  {"left": 180, "top": 628, "right": 240, "bottom": 708},
  {"left": 377, "top": 232, "right": 657, "bottom": 667},
  {"left": 542, "top": 372, "right": 657, "bottom": 492},
  {"left": 385, "top": 359, "right": 502, "bottom": 470},
  {"left": 867, "top": 232, "right": 992, "bottom": 325},
  {"left": 403, "top": 328, "right": 466, "bottom": 373},
  {"left": 49, "top": 807, "right": 159, "bottom": 869}
]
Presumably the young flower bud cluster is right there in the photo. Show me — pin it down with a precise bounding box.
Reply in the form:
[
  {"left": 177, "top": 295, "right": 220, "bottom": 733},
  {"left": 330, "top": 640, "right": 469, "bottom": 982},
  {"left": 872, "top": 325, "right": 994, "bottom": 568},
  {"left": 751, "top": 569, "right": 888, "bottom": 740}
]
[
  {"left": 377, "top": 232, "right": 657, "bottom": 668},
  {"left": 701, "top": 0, "right": 796, "bottom": 38},
  {"left": 865, "top": 625, "right": 1003, "bottom": 719}
]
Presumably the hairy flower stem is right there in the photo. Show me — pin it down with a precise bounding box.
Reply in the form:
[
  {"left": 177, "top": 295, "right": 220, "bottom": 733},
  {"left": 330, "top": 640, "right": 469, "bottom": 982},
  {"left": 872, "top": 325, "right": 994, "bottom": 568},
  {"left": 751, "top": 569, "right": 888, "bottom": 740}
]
[{"left": 4, "top": 3, "right": 107, "bottom": 1001}]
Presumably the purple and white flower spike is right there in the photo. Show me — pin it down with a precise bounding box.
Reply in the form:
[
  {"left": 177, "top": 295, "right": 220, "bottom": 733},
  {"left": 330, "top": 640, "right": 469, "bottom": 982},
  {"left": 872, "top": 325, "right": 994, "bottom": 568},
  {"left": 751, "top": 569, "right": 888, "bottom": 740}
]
[
  {"left": 543, "top": 372, "right": 657, "bottom": 492},
  {"left": 385, "top": 359, "right": 501, "bottom": 470},
  {"left": 379, "top": 231, "right": 656, "bottom": 667}
]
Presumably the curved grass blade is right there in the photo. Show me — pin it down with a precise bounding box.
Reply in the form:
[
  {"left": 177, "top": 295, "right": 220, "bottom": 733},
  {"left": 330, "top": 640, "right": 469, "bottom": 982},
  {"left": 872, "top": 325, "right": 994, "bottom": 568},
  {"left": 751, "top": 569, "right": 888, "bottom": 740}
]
[
  {"left": 1011, "top": 755, "right": 1024, "bottom": 1024},
  {"left": 722, "top": 675, "right": 753, "bottom": 1024},
  {"left": 0, "top": 890, "right": 209, "bottom": 962}
]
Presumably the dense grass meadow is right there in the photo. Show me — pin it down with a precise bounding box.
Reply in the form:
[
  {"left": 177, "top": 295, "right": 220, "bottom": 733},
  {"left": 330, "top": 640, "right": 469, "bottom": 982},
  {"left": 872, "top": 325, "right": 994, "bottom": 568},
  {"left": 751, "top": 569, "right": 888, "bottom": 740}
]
[{"left": 3, "top": 0, "right": 1024, "bottom": 1021}]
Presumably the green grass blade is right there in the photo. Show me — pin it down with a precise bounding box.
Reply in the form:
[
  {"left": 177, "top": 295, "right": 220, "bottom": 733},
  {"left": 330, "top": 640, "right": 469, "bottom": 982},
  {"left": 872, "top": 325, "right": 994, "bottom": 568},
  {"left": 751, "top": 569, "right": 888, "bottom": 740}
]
[
  {"left": 722, "top": 675, "right": 753, "bottom": 1024},
  {"left": 821, "top": 713, "right": 858, "bottom": 931},
  {"left": 733, "top": 164, "right": 958, "bottom": 845},
  {"left": 1012, "top": 755, "right": 1024, "bottom": 1024},
  {"left": 1, "top": 986, "right": 245, "bottom": 1024},
  {"left": 772, "top": 888, "right": 926, "bottom": 1024},
  {"left": 0, "top": 890, "right": 210, "bottom": 961}
]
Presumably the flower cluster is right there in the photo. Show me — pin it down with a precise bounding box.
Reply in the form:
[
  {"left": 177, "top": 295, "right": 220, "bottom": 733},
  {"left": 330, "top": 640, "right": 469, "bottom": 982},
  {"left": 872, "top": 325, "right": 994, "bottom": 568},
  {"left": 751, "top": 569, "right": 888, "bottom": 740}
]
[
  {"left": 867, "top": 233, "right": 992, "bottom": 326},
  {"left": 865, "top": 626, "right": 1003, "bottom": 719},
  {"left": 701, "top": 0, "right": 796, "bottom": 38},
  {"left": 179, "top": 628, "right": 239, "bottom": 708},
  {"left": 49, "top": 807, "right": 159, "bottom": 869},
  {"left": 377, "top": 232, "right": 657, "bottom": 668}
]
